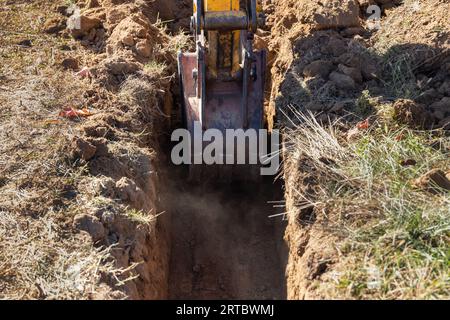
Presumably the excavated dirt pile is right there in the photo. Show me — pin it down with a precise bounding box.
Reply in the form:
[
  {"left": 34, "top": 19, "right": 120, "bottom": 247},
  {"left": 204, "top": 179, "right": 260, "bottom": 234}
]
[
  {"left": 261, "top": 0, "right": 449, "bottom": 299},
  {"left": 263, "top": 0, "right": 449, "bottom": 128}
]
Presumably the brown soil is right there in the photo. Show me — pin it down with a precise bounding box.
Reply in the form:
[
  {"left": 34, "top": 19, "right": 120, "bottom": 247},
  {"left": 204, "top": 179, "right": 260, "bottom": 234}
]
[{"left": 166, "top": 179, "right": 288, "bottom": 299}]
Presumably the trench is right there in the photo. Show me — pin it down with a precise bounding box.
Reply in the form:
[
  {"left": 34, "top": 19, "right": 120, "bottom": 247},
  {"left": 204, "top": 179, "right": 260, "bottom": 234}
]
[
  {"left": 159, "top": 58, "right": 288, "bottom": 301},
  {"left": 144, "top": 0, "right": 288, "bottom": 300}
]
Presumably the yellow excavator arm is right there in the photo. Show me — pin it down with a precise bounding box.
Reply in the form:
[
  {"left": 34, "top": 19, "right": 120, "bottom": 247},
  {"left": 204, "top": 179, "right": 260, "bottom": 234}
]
[{"left": 198, "top": 0, "right": 264, "bottom": 79}]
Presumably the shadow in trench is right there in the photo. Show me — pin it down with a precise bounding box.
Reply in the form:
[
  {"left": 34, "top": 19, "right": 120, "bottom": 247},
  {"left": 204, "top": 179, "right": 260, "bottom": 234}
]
[{"left": 164, "top": 175, "right": 288, "bottom": 300}]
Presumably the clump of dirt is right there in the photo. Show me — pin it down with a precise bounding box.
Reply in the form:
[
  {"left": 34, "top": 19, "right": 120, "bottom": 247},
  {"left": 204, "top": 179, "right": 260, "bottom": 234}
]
[{"left": 392, "top": 99, "right": 433, "bottom": 129}]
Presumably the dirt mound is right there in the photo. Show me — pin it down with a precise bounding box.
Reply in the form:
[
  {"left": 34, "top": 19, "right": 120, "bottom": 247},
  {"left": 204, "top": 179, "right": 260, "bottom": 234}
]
[
  {"left": 58, "top": 0, "right": 195, "bottom": 299},
  {"left": 265, "top": 0, "right": 449, "bottom": 130}
]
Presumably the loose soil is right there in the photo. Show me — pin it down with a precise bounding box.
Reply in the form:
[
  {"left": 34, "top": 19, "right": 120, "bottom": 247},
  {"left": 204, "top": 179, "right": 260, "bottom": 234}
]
[{"left": 166, "top": 179, "right": 288, "bottom": 300}]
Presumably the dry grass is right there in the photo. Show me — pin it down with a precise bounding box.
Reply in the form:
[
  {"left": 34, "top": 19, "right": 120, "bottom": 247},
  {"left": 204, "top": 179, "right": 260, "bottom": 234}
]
[
  {"left": 283, "top": 109, "right": 450, "bottom": 299},
  {"left": 0, "top": 0, "right": 122, "bottom": 299},
  {"left": 0, "top": 210, "right": 123, "bottom": 299}
]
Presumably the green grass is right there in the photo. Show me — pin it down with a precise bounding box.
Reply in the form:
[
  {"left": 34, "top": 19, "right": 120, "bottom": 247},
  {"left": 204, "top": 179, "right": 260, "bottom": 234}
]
[{"left": 382, "top": 50, "right": 420, "bottom": 99}]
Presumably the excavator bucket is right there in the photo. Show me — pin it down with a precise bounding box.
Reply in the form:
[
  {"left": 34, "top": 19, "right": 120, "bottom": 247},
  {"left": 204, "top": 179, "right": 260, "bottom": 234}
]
[
  {"left": 178, "top": 50, "right": 266, "bottom": 133},
  {"left": 177, "top": 0, "right": 266, "bottom": 181}
]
